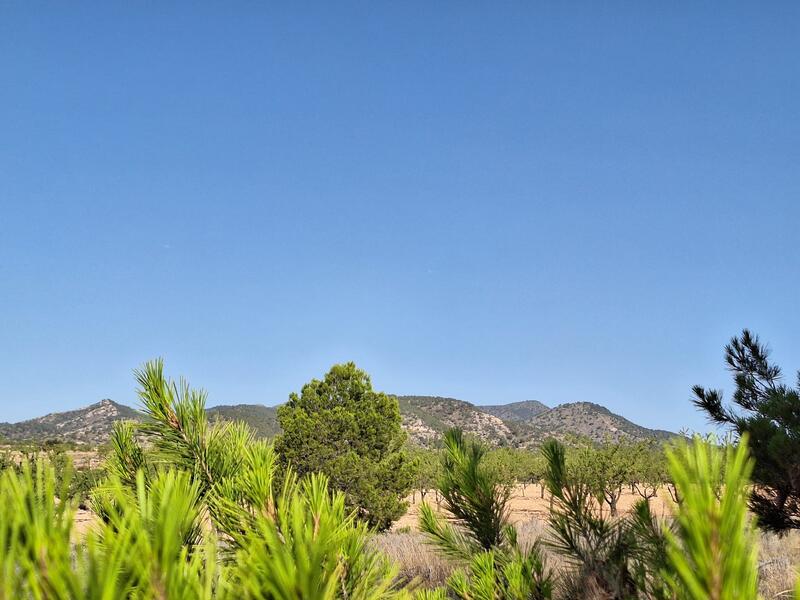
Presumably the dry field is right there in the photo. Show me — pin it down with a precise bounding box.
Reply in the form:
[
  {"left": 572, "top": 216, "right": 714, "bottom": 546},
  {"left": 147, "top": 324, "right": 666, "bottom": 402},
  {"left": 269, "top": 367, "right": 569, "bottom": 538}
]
[
  {"left": 0, "top": 447, "right": 103, "bottom": 470},
  {"left": 380, "top": 484, "right": 800, "bottom": 598},
  {"left": 395, "top": 483, "right": 674, "bottom": 530}
]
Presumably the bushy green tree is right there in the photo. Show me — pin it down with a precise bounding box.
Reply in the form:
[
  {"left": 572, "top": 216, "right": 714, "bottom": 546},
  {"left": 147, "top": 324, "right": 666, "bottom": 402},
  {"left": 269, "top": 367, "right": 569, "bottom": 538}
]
[
  {"left": 630, "top": 441, "right": 667, "bottom": 505},
  {"left": 275, "top": 362, "right": 413, "bottom": 530},
  {"left": 693, "top": 329, "right": 800, "bottom": 532},
  {"left": 569, "top": 438, "right": 634, "bottom": 516},
  {"left": 515, "top": 450, "right": 546, "bottom": 498},
  {"left": 484, "top": 448, "right": 519, "bottom": 489},
  {"left": 410, "top": 448, "right": 440, "bottom": 503},
  {"left": 483, "top": 448, "right": 545, "bottom": 498}
]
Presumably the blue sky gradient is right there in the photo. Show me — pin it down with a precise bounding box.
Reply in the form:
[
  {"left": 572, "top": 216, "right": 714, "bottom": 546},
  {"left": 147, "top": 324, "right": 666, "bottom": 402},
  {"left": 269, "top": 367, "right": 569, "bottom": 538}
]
[{"left": 2, "top": 4, "right": 799, "bottom": 431}]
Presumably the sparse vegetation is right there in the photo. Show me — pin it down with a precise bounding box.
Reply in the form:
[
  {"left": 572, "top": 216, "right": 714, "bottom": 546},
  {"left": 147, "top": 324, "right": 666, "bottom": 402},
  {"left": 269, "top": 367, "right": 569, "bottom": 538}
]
[
  {"left": 2, "top": 356, "right": 800, "bottom": 598},
  {"left": 0, "top": 394, "right": 675, "bottom": 450}
]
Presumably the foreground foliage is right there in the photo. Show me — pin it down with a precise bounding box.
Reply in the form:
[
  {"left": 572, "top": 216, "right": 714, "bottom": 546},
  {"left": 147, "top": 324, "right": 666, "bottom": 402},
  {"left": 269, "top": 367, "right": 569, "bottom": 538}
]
[
  {"left": 2, "top": 360, "right": 800, "bottom": 599},
  {"left": 104, "top": 359, "right": 406, "bottom": 599},
  {"left": 416, "top": 428, "right": 794, "bottom": 600},
  {"left": 664, "top": 434, "right": 759, "bottom": 599}
]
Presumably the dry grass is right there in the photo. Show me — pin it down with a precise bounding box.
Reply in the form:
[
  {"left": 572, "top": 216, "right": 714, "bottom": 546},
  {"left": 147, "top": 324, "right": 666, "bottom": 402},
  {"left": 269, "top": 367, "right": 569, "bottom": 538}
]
[
  {"left": 381, "top": 485, "right": 800, "bottom": 597},
  {"left": 373, "top": 531, "right": 454, "bottom": 588},
  {"left": 379, "top": 528, "right": 800, "bottom": 597},
  {"left": 759, "top": 531, "right": 800, "bottom": 599}
]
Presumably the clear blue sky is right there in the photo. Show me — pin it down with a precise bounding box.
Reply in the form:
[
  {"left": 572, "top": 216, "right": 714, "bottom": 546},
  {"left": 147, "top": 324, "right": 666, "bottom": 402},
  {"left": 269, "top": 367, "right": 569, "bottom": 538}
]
[{"left": 2, "top": 4, "right": 799, "bottom": 432}]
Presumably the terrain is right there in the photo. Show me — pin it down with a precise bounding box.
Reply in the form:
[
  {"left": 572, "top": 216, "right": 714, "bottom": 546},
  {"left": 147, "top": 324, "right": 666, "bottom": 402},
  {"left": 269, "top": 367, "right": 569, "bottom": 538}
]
[
  {"left": 0, "top": 395, "right": 673, "bottom": 447},
  {"left": 206, "top": 404, "right": 280, "bottom": 438},
  {"left": 0, "top": 400, "right": 138, "bottom": 446}
]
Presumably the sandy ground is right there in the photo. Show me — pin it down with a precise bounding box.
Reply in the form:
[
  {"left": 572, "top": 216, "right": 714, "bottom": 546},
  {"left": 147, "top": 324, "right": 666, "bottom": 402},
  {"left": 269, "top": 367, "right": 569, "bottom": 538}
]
[
  {"left": 73, "top": 509, "right": 97, "bottom": 539},
  {"left": 394, "top": 483, "right": 674, "bottom": 530},
  {"left": 71, "top": 483, "right": 670, "bottom": 539}
]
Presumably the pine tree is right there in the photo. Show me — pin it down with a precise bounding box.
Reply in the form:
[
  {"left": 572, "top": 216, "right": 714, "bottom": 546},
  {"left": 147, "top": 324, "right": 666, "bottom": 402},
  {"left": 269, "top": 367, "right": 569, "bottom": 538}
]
[
  {"left": 664, "top": 435, "right": 759, "bottom": 600},
  {"left": 419, "top": 429, "right": 553, "bottom": 599},
  {"left": 275, "top": 362, "right": 413, "bottom": 530},
  {"left": 693, "top": 329, "right": 800, "bottom": 532}
]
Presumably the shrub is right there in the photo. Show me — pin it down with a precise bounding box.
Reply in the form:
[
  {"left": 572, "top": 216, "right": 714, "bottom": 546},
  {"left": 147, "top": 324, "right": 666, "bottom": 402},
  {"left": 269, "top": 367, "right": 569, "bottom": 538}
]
[
  {"left": 276, "top": 362, "right": 414, "bottom": 531},
  {"left": 420, "top": 429, "right": 553, "bottom": 599},
  {"left": 664, "top": 435, "right": 759, "bottom": 600}
]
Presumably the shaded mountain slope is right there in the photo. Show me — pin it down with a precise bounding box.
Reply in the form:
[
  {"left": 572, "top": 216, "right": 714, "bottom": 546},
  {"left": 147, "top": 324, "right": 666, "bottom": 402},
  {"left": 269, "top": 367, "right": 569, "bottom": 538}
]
[
  {"left": 480, "top": 400, "right": 550, "bottom": 422},
  {"left": 206, "top": 404, "right": 280, "bottom": 438}
]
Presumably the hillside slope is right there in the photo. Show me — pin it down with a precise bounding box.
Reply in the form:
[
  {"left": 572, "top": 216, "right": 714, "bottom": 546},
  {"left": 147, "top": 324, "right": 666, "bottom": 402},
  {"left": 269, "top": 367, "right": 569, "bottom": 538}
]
[
  {"left": 0, "top": 401, "right": 281, "bottom": 445},
  {"left": 206, "top": 404, "right": 280, "bottom": 438},
  {"left": 516, "top": 402, "right": 675, "bottom": 444},
  {"left": 0, "top": 397, "right": 674, "bottom": 447},
  {"left": 0, "top": 400, "right": 139, "bottom": 445},
  {"left": 395, "top": 395, "right": 514, "bottom": 446},
  {"left": 480, "top": 400, "right": 550, "bottom": 422}
]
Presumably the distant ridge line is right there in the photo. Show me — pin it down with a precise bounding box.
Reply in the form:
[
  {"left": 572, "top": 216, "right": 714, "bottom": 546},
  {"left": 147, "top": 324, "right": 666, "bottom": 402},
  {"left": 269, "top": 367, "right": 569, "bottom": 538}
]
[{"left": 0, "top": 395, "right": 675, "bottom": 447}]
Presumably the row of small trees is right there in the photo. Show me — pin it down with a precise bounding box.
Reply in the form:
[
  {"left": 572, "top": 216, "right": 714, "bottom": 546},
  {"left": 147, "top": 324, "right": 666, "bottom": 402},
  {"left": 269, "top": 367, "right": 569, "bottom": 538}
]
[{"left": 411, "top": 438, "right": 674, "bottom": 516}]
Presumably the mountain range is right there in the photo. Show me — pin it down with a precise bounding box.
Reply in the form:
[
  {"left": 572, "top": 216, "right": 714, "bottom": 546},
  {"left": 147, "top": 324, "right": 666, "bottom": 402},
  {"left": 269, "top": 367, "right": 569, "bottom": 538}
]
[{"left": 0, "top": 396, "right": 673, "bottom": 447}]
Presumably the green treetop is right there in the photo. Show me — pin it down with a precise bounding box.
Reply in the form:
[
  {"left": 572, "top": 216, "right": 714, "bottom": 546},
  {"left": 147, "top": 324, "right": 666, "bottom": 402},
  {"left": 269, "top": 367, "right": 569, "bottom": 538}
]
[
  {"left": 693, "top": 329, "right": 800, "bottom": 532},
  {"left": 275, "top": 362, "right": 413, "bottom": 531}
]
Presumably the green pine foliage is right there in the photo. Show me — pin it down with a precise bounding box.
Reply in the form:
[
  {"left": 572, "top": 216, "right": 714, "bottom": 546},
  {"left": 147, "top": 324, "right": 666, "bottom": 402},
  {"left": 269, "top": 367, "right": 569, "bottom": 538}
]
[
  {"left": 663, "top": 435, "right": 759, "bottom": 600},
  {"left": 693, "top": 329, "right": 800, "bottom": 532},
  {"left": 0, "top": 460, "right": 225, "bottom": 599},
  {"left": 542, "top": 438, "right": 652, "bottom": 599},
  {"left": 276, "top": 362, "right": 414, "bottom": 531},
  {"left": 419, "top": 429, "right": 553, "bottom": 599},
  {"left": 447, "top": 548, "right": 553, "bottom": 600},
  {"left": 229, "top": 471, "right": 407, "bottom": 600},
  {"left": 102, "top": 359, "right": 406, "bottom": 599}
]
